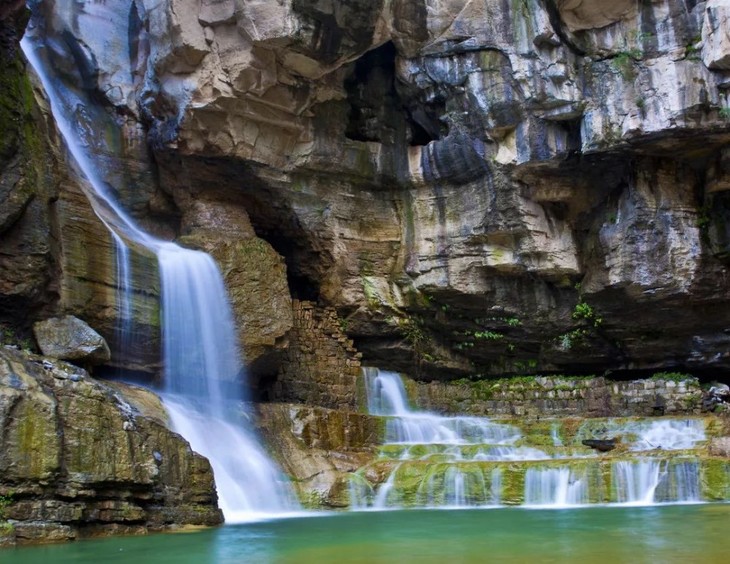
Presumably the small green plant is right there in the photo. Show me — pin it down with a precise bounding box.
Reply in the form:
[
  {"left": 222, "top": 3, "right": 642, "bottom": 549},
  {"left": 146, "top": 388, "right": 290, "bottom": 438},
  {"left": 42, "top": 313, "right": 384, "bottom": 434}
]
[
  {"left": 557, "top": 328, "right": 588, "bottom": 351},
  {"left": 611, "top": 50, "right": 642, "bottom": 80},
  {"left": 0, "top": 492, "right": 13, "bottom": 520},
  {"left": 685, "top": 35, "right": 702, "bottom": 61},
  {"left": 473, "top": 330, "right": 504, "bottom": 341},
  {"left": 637, "top": 31, "right": 655, "bottom": 42},
  {"left": 719, "top": 107, "right": 730, "bottom": 120},
  {"left": 650, "top": 371, "right": 696, "bottom": 382},
  {"left": 696, "top": 202, "right": 712, "bottom": 229},
  {"left": 572, "top": 302, "right": 603, "bottom": 327},
  {"left": 635, "top": 97, "right": 645, "bottom": 110},
  {"left": 400, "top": 318, "right": 426, "bottom": 347}
]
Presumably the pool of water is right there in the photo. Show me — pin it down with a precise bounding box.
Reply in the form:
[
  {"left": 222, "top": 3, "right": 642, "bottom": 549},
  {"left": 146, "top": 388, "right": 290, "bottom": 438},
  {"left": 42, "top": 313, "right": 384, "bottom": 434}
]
[{"left": 8, "top": 504, "right": 730, "bottom": 563}]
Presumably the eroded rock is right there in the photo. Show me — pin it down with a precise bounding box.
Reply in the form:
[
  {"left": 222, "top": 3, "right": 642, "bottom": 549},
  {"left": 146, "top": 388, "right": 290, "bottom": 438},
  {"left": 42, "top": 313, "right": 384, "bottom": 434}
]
[
  {"left": 8, "top": 0, "right": 730, "bottom": 383},
  {"left": 0, "top": 347, "right": 222, "bottom": 545}
]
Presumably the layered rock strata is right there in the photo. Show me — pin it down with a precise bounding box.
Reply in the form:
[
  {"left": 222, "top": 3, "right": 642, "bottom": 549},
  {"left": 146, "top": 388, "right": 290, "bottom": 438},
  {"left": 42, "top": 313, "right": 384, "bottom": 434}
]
[
  {"left": 15, "top": 0, "right": 729, "bottom": 381},
  {"left": 272, "top": 300, "right": 362, "bottom": 408},
  {"left": 0, "top": 347, "right": 222, "bottom": 546}
]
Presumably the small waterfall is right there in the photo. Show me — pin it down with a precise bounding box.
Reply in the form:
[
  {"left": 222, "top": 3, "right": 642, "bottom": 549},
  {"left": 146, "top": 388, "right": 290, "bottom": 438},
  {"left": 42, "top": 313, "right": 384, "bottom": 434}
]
[
  {"left": 364, "top": 368, "right": 522, "bottom": 445},
  {"left": 551, "top": 423, "right": 563, "bottom": 447},
  {"left": 612, "top": 459, "right": 702, "bottom": 505},
  {"left": 524, "top": 468, "right": 588, "bottom": 507},
  {"left": 348, "top": 474, "right": 375, "bottom": 510},
  {"left": 576, "top": 418, "right": 706, "bottom": 451},
  {"left": 373, "top": 467, "right": 401, "bottom": 509},
  {"left": 111, "top": 231, "right": 133, "bottom": 364},
  {"left": 613, "top": 459, "right": 664, "bottom": 504},
  {"left": 361, "top": 368, "right": 558, "bottom": 509},
  {"left": 668, "top": 461, "right": 701, "bottom": 503},
  {"left": 630, "top": 419, "right": 706, "bottom": 451},
  {"left": 22, "top": 21, "right": 297, "bottom": 522},
  {"left": 359, "top": 368, "right": 711, "bottom": 510}
]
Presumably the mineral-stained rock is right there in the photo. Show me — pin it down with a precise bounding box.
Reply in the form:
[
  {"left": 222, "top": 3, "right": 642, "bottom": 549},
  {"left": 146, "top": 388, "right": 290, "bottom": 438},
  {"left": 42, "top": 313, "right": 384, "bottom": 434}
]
[
  {"left": 33, "top": 315, "right": 111, "bottom": 364},
  {"left": 0, "top": 347, "right": 222, "bottom": 545},
  {"left": 258, "top": 402, "right": 381, "bottom": 508},
  {"left": 8, "top": 0, "right": 730, "bottom": 385},
  {"left": 176, "top": 199, "right": 293, "bottom": 380}
]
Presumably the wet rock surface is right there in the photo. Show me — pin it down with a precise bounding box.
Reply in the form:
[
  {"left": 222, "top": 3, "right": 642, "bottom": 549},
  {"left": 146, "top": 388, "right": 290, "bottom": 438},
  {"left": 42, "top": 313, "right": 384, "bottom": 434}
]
[
  {"left": 0, "top": 1, "right": 729, "bottom": 382},
  {"left": 0, "top": 347, "right": 222, "bottom": 546}
]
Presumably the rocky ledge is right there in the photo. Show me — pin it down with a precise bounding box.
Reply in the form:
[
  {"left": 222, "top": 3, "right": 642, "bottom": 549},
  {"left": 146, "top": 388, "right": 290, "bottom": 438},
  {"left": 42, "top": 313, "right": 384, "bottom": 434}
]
[{"left": 0, "top": 347, "right": 221, "bottom": 547}]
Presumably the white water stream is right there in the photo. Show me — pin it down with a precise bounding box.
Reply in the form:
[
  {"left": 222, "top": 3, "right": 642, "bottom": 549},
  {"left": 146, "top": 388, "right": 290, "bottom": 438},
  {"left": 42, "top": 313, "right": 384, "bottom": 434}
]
[
  {"left": 360, "top": 368, "right": 706, "bottom": 509},
  {"left": 22, "top": 24, "right": 297, "bottom": 522}
]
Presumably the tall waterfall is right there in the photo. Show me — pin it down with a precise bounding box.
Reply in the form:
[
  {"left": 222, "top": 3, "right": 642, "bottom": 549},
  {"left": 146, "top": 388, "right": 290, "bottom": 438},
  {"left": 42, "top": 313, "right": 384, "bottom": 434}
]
[{"left": 22, "top": 19, "right": 297, "bottom": 522}]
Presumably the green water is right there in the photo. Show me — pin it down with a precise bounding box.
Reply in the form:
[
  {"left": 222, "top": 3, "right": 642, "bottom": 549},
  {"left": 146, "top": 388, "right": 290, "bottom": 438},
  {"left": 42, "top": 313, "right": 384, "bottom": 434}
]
[{"left": 7, "top": 505, "right": 730, "bottom": 563}]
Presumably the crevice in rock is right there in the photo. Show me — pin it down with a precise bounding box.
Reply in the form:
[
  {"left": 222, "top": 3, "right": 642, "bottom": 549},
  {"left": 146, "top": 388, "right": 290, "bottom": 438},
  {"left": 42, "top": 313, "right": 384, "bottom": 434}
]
[
  {"left": 344, "top": 41, "right": 443, "bottom": 147},
  {"left": 539, "top": 0, "right": 587, "bottom": 57}
]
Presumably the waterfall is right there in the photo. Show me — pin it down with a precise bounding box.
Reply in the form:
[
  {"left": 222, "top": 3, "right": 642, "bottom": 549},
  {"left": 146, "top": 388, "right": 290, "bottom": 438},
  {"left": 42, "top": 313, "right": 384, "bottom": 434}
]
[
  {"left": 524, "top": 468, "right": 587, "bottom": 508},
  {"left": 363, "top": 367, "right": 522, "bottom": 445},
  {"left": 358, "top": 368, "right": 710, "bottom": 510},
  {"left": 111, "top": 231, "right": 133, "bottom": 365},
  {"left": 612, "top": 459, "right": 701, "bottom": 505},
  {"left": 613, "top": 460, "right": 665, "bottom": 505},
  {"left": 22, "top": 19, "right": 297, "bottom": 522},
  {"left": 359, "top": 368, "right": 555, "bottom": 510}
]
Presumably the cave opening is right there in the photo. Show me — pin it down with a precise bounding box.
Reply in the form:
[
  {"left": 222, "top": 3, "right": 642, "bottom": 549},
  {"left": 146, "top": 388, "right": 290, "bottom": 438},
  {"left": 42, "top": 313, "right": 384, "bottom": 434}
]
[{"left": 344, "top": 41, "right": 444, "bottom": 147}]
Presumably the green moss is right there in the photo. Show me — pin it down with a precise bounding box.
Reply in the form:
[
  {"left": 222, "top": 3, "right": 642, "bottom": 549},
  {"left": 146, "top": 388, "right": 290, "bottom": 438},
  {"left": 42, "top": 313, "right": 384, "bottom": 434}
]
[
  {"left": 1, "top": 52, "right": 44, "bottom": 197},
  {"left": 700, "top": 458, "right": 730, "bottom": 501},
  {"left": 0, "top": 521, "right": 14, "bottom": 541},
  {"left": 501, "top": 464, "right": 526, "bottom": 505}
]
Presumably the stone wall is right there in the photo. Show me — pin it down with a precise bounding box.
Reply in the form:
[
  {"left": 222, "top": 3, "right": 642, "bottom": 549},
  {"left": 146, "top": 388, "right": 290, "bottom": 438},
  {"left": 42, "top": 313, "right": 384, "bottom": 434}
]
[
  {"left": 412, "top": 375, "right": 704, "bottom": 418},
  {"left": 272, "top": 300, "right": 362, "bottom": 409}
]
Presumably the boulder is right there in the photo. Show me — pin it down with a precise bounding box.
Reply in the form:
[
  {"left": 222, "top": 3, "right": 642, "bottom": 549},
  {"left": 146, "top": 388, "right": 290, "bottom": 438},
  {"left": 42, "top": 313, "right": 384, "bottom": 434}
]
[
  {"left": 582, "top": 439, "right": 617, "bottom": 452},
  {"left": 32, "top": 315, "right": 111, "bottom": 364}
]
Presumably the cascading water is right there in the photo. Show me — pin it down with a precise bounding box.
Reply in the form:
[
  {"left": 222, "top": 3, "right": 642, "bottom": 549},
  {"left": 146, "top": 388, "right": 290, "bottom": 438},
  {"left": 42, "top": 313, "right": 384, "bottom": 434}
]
[
  {"left": 22, "top": 15, "right": 297, "bottom": 522},
  {"left": 524, "top": 468, "right": 587, "bottom": 508},
  {"left": 358, "top": 368, "right": 709, "bottom": 510},
  {"left": 360, "top": 368, "right": 555, "bottom": 509}
]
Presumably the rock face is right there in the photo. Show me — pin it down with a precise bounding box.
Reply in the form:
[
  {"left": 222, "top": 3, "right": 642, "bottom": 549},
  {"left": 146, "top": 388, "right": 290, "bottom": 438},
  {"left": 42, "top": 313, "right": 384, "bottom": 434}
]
[
  {"left": 19, "top": 0, "right": 728, "bottom": 382},
  {"left": 0, "top": 347, "right": 222, "bottom": 545},
  {"left": 1, "top": 0, "right": 728, "bottom": 384},
  {"left": 258, "top": 403, "right": 380, "bottom": 508},
  {"left": 33, "top": 316, "right": 111, "bottom": 364}
]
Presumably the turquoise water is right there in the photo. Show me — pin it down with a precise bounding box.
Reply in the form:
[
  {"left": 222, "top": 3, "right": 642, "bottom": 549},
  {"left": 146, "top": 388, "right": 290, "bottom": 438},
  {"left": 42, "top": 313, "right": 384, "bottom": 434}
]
[{"left": 8, "top": 505, "right": 730, "bottom": 563}]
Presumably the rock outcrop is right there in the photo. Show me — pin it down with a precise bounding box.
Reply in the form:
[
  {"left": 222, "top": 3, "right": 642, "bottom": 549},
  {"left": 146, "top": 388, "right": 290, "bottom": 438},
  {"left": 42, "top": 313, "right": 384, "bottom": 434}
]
[
  {"left": 0, "top": 347, "right": 222, "bottom": 546},
  {"left": 17, "top": 0, "right": 728, "bottom": 382},
  {"left": 4, "top": 0, "right": 730, "bottom": 379}
]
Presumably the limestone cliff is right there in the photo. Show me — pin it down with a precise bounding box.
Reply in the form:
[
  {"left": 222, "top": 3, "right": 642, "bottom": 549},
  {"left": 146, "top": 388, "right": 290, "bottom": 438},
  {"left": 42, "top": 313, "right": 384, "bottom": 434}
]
[{"left": 5, "top": 1, "right": 730, "bottom": 385}]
